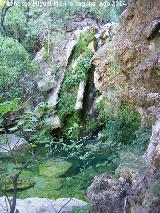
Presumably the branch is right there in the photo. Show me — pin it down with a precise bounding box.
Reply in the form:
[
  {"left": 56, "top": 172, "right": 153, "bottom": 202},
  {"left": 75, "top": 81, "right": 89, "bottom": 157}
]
[
  {"left": 10, "top": 158, "right": 34, "bottom": 213},
  {"left": 57, "top": 198, "right": 73, "bottom": 213}
]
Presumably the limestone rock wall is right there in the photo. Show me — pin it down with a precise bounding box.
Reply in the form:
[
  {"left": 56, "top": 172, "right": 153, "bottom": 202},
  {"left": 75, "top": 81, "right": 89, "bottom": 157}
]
[
  {"left": 34, "top": 18, "right": 98, "bottom": 106},
  {"left": 93, "top": 0, "right": 160, "bottom": 125},
  {"left": 88, "top": 0, "right": 160, "bottom": 212}
]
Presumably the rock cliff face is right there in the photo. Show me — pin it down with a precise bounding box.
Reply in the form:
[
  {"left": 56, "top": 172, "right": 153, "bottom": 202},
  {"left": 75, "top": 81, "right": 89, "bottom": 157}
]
[
  {"left": 93, "top": 0, "right": 160, "bottom": 125},
  {"left": 87, "top": 0, "right": 160, "bottom": 212},
  {"left": 34, "top": 18, "right": 98, "bottom": 106}
]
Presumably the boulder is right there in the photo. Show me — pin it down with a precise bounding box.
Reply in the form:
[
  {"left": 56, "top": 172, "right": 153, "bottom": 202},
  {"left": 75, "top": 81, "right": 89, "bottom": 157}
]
[
  {"left": 0, "top": 197, "right": 87, "bottom": 213},
  {"left": 3, "top": 180, "right": 35, "bottom": 191},
  {"left": 87, "top": 174, "right": 129, "bottom": 213},
  {"left": 87, "top": 118, "right": 160, "bottom": 213},
  {"left": 0, "top": 134, "right": 26, "bottom": 153},
  {"left": 44, "top": 115, "right": 61, "bottom": 129}
]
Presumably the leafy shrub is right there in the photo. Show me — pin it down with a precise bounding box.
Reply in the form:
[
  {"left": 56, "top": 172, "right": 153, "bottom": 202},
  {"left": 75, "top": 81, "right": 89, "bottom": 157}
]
[
  {"left": 0, "top": 99, "right": 57, "bottom": 152},
  {"left": 132, "top": 126, "right": 152, "bottom": 153},
  {"left": 2, "top": 7, "right": 27, "bottom": 41},
  {"left": 96, "top": 96, "right": 109, "bottom": 124},
  {"left": 0, "top": 36, "right": 36, "bottom": 100},
  {"left": 85, "top": 117, "right": 99, "bottom": 136},
  {"left": 100, "top": 103, "right": 141, "bottom": 148},
  {"left": 72, "top": 31, "right": 95, "bottom": 59}
]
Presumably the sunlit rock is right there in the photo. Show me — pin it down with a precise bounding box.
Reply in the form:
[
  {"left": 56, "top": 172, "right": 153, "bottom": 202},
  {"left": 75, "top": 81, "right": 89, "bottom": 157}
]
[
  {"left": 0, "top": 197, "right": 87, "bottom": 213},
  {"left": 0, "top": 134, "right": 26, "bottom": 153},
  {"left": 75, "top": 81, "right": 86, "bottom": 110}
]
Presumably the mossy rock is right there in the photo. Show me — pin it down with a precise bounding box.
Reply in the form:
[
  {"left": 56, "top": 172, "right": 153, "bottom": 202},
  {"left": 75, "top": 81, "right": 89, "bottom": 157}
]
[
  {"left": 17, "top": 177, "right": 62, "bottom": 199},
  {"left": 21, "top": 170, "right": 35, "bottom": 180},
  {"left": 39, "top": 159, "right": 72, "bottom": 177},
  {"left": 4, "top": 180, "right": 35, "bottom": 191}
]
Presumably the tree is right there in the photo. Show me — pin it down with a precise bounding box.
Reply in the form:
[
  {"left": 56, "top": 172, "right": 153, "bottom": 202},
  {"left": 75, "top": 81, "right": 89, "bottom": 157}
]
[
  {"left": 0, "top": 99, "right": 35, "bottom": 213},
  {"left": 0, "top": 36, "right": 36, "bottom": 100}
]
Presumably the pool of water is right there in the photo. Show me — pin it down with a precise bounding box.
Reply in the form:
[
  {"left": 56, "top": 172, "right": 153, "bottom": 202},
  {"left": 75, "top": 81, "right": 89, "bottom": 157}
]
[{"left": 0, "top": 141, "right": 117, "bottom": 201}]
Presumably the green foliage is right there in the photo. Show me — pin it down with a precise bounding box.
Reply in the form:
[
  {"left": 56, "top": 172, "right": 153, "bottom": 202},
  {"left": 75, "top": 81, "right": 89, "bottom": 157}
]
[
  {"left": 96, "top": 96, "right": 109, "bottom": 124},
  {"left": 43, "top": 45, "right": 52, "bottom": 63},
  {"left": 1, "top": 0, "right": 127, "bottom": 54},
  {"left": 0, "top": 99, "right": 56, "bottom": 151},
  {"left": 0, "top": 36, "right": 36, "bottom": 100},
  {"left": 0, "top": 99, "right": 21, "bottom": 132},
  {"left": 156, "top": 68, "right": 160, "bottom": 77},
  {"left": 3, "top": 6, "right": 27, "bottom": 41},
  {"left": 14, "top": 102, "right": 56, "bottom": 148},
  {"left": 132, "top": 126, "right": 152, "bottom": 153},
  {"left": 2, "top": 4, "right": 49, "bottom": 53},
  {"left": 58, "top": 49, "right": 93, "bottom": 138},
  {"left": 0, "top": 99, "right": 21, "bottom": 116},
  {"left": 85, "top": 117, "right": 99, "bottom": 136},
  {"left": 65, "top": 114, "right": 81, "bottom": 140},
  {"left": 72, "top": 31, "right": 95, "bottom": 59},
  {"left": 99, "top": 103, "right": 141, "bottom": 149}
]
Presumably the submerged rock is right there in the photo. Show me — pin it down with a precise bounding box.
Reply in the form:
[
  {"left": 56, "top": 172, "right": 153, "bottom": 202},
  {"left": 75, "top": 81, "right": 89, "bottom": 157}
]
[
  {"left": 0, "top": 197, "right": 87, "bottom": 213},
  {"left": 17, "top": 176, "right": 63, "bottom": 199},
  {"left": 39, "top": 159, "right": 72, "bottom": 177},
  {"left": 3, "top": 180, "right": 35, "bottom": 192}
]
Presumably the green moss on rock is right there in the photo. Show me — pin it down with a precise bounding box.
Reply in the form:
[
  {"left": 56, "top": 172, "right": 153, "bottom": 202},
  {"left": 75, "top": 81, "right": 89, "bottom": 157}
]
[
  {"left": 58, "top": 49, "right": 93, "bottom": 139},
  {"left": 72, "top": 31, "right": 95, "bottom": 59}
]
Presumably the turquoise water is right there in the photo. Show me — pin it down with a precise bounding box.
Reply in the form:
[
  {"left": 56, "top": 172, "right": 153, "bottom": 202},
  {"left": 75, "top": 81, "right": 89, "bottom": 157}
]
[{"left": 0, "top": 142, "right": 117, "bottom": 201}]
